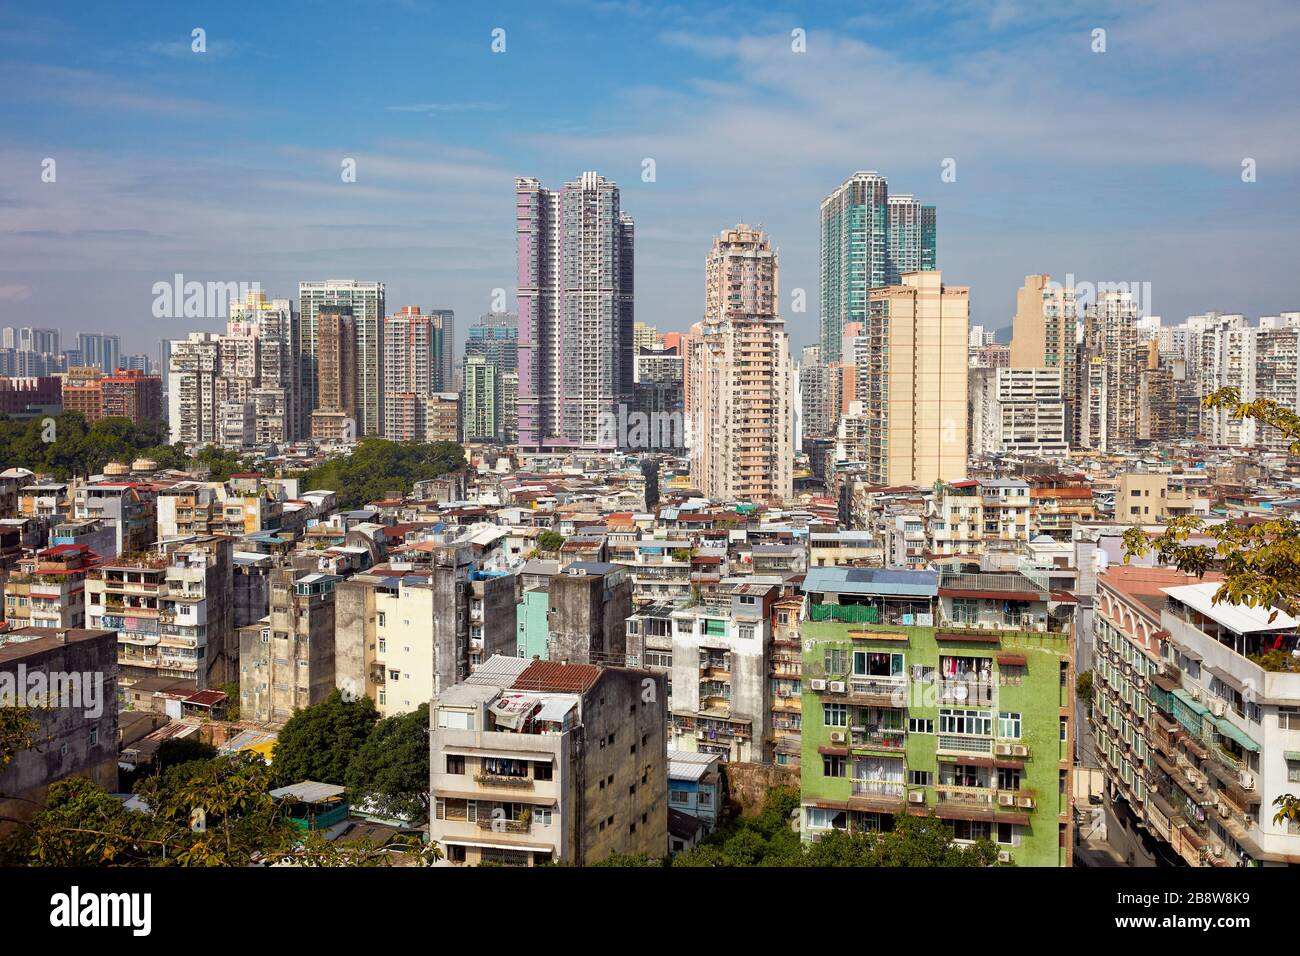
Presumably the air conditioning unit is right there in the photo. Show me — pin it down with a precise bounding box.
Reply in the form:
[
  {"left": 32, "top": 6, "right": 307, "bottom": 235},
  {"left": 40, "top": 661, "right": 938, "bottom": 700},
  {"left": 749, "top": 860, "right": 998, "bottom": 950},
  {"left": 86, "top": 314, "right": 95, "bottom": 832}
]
[
  {"left": 994, "top": 743, "right": 1013, "bottom": 756},
  {"left": 1016, "top": 795, "right": 1035, "bottom": 809},
  {"left": 695, "top": 730, "right": 706, "bottom": 740},
  {"left": 997, "top": 850, "right": 1012, "bottom": 864},
  {"left": 908, "top": 790, "right": 926, "bottom": 804},
  {"left": 1011, "top": 744, "right": 1030, "bottom": 758},
  {"left": 1210, "top": 700, "right": 1226, "bottom": 717},
  {"left": 1210, "top": 846, "right": 1224, "bottom": 859},
  {"left": 1189, "top": 688, "right": 1201, "bottom": 701},
  {"left": 829, "top": 731, "right": 846, "bottom": 744},
  {"left": 997, "top": 792, "right": 1015, "bottom": 807},
  {"left": 809, "top": 679, "right": 827, "bottom": 691},
  {"left": 1239, "top": 771, "right": 1256, "bottom": 791},
  {"left": 828, "top": 681, "right": 846, "bottom": 693}
]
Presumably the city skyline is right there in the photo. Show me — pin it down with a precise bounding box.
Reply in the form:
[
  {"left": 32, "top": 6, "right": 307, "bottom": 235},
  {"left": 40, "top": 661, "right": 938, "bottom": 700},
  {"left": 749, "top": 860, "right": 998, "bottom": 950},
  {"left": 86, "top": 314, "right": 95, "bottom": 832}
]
[{"left": 3, "top": 1, "right": 1299, "bottom": 356}]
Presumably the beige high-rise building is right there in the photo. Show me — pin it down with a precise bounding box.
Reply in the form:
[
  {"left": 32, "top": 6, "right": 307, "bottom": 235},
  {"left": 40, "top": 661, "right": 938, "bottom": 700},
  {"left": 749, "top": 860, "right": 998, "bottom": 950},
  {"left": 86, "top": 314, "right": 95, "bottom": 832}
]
[
  {"left": 688, "top": 224, "right": 792, "bottom": 503},
  {"left": 311, "top": 305, "right": 358, "bottom": 441},
  {"left": 863, "top": 271, "right": 968, "bottom": 485},
  {"left": 1011, "top": 274, "right": 1077, "bottom": 440},
  {"left": 1079, "top": 292, "right": 1140, "bottom": 452}
]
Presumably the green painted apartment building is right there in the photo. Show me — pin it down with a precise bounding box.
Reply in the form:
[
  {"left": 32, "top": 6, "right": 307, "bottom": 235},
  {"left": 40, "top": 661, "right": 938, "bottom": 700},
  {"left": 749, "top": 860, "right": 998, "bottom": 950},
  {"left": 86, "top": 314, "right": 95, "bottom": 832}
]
[{"left": 799, "top": 567, "right": 1075, "bottom": 867}]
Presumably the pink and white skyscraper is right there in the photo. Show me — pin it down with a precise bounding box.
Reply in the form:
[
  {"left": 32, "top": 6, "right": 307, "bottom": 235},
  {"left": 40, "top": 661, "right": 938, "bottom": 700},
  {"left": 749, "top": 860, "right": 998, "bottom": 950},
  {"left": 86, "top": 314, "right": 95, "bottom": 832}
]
[{"left": 516, "top": 171, "right": 634, "bottom": 452}]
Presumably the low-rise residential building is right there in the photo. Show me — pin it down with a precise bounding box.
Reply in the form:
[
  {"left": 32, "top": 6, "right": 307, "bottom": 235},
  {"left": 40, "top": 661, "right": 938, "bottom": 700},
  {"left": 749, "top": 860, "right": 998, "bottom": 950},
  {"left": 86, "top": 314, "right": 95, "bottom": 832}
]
[
  {"left": 86, "top": 536, "right": 235, "bottom": 690},
  {"left": 0, "top": 627, "right": 119, "bottom": 836},
  {"left": 926, "top": 478, "right": 1031, "bottom": 564},
  {"left": 668, "top": 749, "right": 722, "bottom": 837},
  {"left": 2, "top": 544, "right": 98, "bottom": 630},
  {"left": 429, "top": 656, "right": 668, "bottom": 865},
  {"left": 799, "top": 566, "right": 1074, "bottom": 867},
  {"left": 238, "top": 564, "right": 339, "bottom": 724},
  {"left": 1092, "top": 566, "right": 1300, "bottom": 866},
  {"left": 546, "top": 561, "right": 631, "bottom": 665},
  {"left": 667, "top": 584, "right": 777, "bottom": 763}
]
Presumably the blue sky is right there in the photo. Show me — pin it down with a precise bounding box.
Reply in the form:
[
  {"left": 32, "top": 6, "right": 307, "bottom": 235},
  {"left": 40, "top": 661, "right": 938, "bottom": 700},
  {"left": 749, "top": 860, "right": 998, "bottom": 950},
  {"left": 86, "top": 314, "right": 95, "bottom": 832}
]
[{"left": 2, "top": 0, "right": 1298, "bottom": 355}]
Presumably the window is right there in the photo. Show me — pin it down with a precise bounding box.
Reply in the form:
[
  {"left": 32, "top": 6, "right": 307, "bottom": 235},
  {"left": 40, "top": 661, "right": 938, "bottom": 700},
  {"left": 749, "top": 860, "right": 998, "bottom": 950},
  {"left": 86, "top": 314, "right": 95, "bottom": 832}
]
[
  {"left": 996, "top": 822, "right": 1015, "bottom": 846},
  {"left": 907, "top": 717, "right": 934, "bottom": 734},
  {"left": 908, "top": 770, "right": 933, "bottom": 787},
  {"left": 533, "top": 761, "right": 553, "bottom": 781},
  {"left": 1288, "top": 760, "right": 1300, "bottom": 785},
  {"left": 998, "top": 712, "right": 1022, "bottom": 739},
  {"left": 89, "top": 728, "right": 99, "bottom": 747},
  {"left": 824, "top": 648, "right": 848, "bottom": 675},
  {"left": 952, "top": 598, "right": 979, "bottom": 625},
  {"left": 670, "top": 790, "right": 690, "bottom": 805},
  {"left": 997, "top": 767, "right": 1021, "bottom": 791},
  {"left": 823, "top": 755, "right": 847, "bottom": 778},
  {"left": 738, "top": 625, "right": 755, "bottom": 641},
  {"left": 446, "top": 755, "right": 465, "bottom": 774},
  {"left": 805, "top": 807, "right": 847, "bottom": 830},
  {"left": 377, "top": 612, "right": 386, "bottom": 627},
  {"left": 939, "top": 709, "right": 993, "bottom": 736},
  {"left": 697, "top": 790, "right": 712, "bottom": 807},
  {"left": 824, "top": 703, "right": 847, "bottom": 727},
  {"left": 1280, "top": 707, "right": 1300, "bottom": 731},
  {"left": 854, "top": 651, "right": 904, "bottom": 677},
  {"left": 950, "top": 819, "right": 991, "bottom": 841}
]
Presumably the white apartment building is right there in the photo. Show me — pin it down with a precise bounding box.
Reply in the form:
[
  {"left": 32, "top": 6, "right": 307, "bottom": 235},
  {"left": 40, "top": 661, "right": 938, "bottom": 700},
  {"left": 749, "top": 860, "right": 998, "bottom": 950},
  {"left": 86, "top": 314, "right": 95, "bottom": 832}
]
[
  {"left": 926, "top": 478, "right": 1031, "bottom": 562},
  {"left": 970, "top": 367, "right": 1068, "bottom": 458}
]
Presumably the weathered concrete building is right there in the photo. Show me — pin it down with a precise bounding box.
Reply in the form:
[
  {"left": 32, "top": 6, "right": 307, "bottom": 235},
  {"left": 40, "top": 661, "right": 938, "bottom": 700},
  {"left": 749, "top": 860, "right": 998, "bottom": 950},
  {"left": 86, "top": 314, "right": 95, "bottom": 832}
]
[
  {"left": 239, "top": 563, "right": 339, "bottom": 724},
  {"left": 429, "top": 655, "right": 668, "bottom": 865},
  {"left": 547, "top": 561, "right": 631, "bottom": 665},
  {"left": 0, "top": 627, "right": 119, "bottom": 836}
]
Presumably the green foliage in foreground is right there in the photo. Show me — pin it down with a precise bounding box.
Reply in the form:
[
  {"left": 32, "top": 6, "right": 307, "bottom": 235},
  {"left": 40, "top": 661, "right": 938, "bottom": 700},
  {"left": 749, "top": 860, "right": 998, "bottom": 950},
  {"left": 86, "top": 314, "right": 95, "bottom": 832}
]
[{"left": 297, "top": 438, "right": 465, "bottom": 510}]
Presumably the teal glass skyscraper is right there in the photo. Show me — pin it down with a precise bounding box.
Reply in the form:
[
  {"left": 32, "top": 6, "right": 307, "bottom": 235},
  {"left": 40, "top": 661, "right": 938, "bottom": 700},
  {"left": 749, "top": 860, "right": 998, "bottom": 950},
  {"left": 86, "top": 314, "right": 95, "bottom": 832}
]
[{"left": 819, "top": 172, "right": 936, "bottom": 362}]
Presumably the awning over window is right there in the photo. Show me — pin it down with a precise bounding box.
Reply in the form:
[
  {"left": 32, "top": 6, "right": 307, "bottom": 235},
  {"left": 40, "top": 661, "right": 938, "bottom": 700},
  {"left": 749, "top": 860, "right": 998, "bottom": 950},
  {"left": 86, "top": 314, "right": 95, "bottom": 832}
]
[{"left": 1215, "top": 717, "right": 1260, "bottom": 753}]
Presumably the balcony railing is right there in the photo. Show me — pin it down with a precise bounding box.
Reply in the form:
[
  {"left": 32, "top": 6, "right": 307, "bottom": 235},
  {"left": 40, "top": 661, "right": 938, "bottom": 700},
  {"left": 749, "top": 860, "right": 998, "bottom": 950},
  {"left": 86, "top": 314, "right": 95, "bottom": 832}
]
[
  {"left": 475, "top": 817, "right": 532, "bottom": 833},
  {"left": 851, "top": 780, "right": 905, "bottom": 799},
  {"left": 937, "top": 733, "right": 994, "bottom": 756},
  {"left": 851, "top": 729, "right": 906, "bottom": 750},
  {"left": 474, "top": 773, "right": 534, "bottom": 790},
  {"left": 848, "top": 675, "right": 907, "bottom": 702},
  {"left": 939, "top": 680, "right": 995, "bottom": 706},
  {"left": 936, "top": 784, "right": 995, "bottom": 806}
]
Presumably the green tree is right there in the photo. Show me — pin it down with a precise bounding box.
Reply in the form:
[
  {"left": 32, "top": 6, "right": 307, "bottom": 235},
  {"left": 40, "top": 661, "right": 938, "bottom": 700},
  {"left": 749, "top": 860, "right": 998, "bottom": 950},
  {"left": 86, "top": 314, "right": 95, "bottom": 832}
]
[
  {"left": 536, "top": 531, "right": 565, "bottom": 554},
  {"left": 803, "top": 814, "right": 999, "bottom": 867},
  {"left": 0, "top": 753, "right": 439, "bottom": 867},
  {"left": 0, "top": 707, "right": 40, "bottom": 768},
  {"left": 1122, "top": 386, "right": 1300, "bottom": 826},
  {"left": 345, "top": 704, "right": 431, "bottom": 822},
  {"left": 1076, "top": 671, "right": 1094, "bottom": 706},
  {"left": 591, "top": 851, "right": 666, "bottom": 866},
  {"left": 272, "top": 691, "right": 379, "bottom": 787},
  {"left": 155, "top": 736, "right": 219, "bottom": 772},
  {"left": 298, "top": 438, "right": 465, "bottom": 510}
]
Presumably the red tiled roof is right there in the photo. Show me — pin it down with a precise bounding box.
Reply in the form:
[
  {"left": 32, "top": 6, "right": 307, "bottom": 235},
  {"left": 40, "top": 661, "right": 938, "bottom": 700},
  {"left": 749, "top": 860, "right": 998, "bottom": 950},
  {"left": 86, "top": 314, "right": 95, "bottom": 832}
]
[{"left": 512, "top": 660, "right": 601, "bottom": 694}]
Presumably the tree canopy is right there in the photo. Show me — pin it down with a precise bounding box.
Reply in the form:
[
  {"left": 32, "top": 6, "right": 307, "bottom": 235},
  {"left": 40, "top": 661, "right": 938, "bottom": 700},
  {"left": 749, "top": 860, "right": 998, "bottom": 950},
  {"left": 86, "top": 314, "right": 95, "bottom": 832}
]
[
  {"left": 0, "top": 752, "right": 438, "bottom": 867},
  {"left": 297, "top": 438, "right": 465, "bottom": 510},
  {"left": 344, "top": 703, "right": 431, "bottom": 822},
  {"left": 270, "top": 690, "right": 379, "bottom": 788},
  {"left": 0, "top": 413, "right": 187, "bottom": 479}
]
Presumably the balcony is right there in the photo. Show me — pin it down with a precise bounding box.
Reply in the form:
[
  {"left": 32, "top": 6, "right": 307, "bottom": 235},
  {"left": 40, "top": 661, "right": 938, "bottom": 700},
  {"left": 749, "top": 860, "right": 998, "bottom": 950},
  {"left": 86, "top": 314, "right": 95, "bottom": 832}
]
[
  {"left": 936, "top": 784, "right": 995, "bottom": 807},
  {"left": 475, "top": 817, "right": 533, "bottom": 834},
  {"left": 846, "top": 675, "right": 907, "bottom": 706},
  {"left": 851, "top": 727, "right": 906, "bottom": 751},
  {"left": 937, "top": 733, "right": 994, "bottom": 756},
  {"left": 939, "top": 680, "right": 994, "bottom": 707},
  {"left": 474, "top": 773, "right": 534, "bottom": 790}
]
